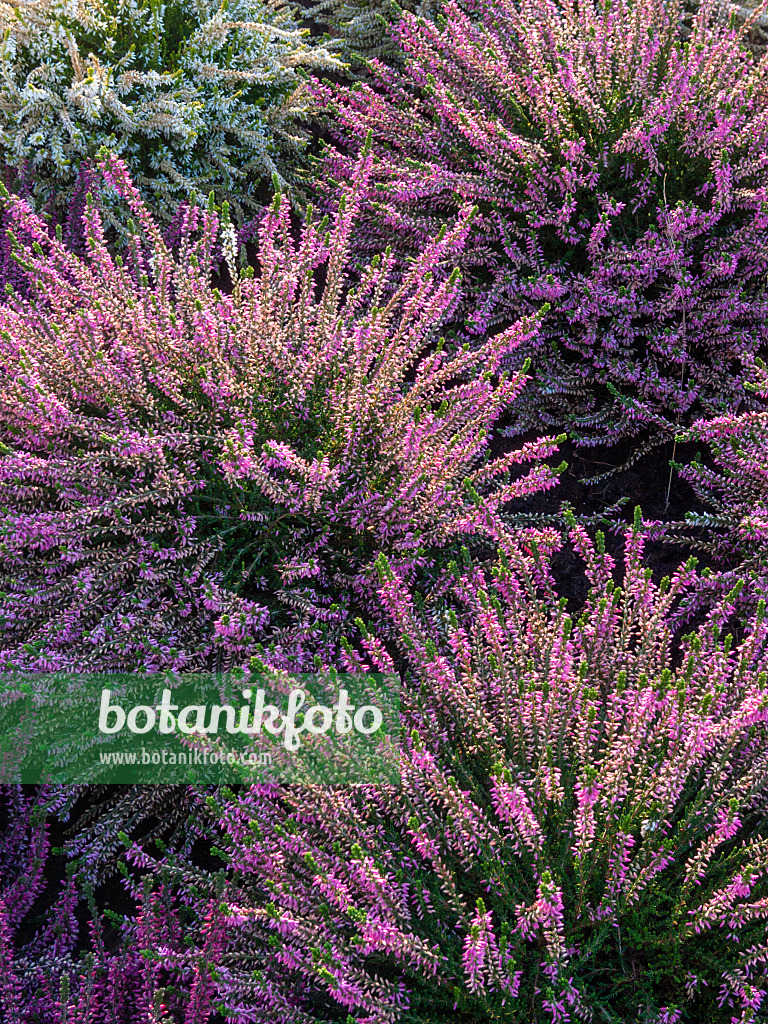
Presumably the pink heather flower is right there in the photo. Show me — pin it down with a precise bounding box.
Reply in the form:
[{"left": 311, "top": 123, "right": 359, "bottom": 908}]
[{"left": 647, "top": 360, "right": 768, "bottom": 618}]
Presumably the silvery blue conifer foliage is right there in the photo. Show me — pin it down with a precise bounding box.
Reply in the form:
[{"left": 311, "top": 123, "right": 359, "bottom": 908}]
[{"left": 0, "top": 0, "right": 343, "bottom": 239}]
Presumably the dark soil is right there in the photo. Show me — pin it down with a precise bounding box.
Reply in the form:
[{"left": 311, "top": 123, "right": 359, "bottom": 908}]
[{"left": 499, "top": 428, "right": 711, "bottom": 610}]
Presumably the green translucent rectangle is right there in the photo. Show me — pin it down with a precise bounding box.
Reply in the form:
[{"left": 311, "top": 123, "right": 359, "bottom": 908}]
[{"left": 0, "top": 670, "right": 400, "bottom": 785}]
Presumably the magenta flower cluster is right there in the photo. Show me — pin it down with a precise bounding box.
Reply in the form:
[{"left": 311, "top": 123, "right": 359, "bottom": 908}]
[{"left": 0, "top": 786, "right": 224, "bottom": 1022}]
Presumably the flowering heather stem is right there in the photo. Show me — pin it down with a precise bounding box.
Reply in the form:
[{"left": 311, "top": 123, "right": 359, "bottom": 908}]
[{"left": 646, "top": 359, "right": 768, "bottom": 618}]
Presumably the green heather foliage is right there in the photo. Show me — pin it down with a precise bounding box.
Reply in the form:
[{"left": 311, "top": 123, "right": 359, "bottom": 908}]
[
  {"left": 312, "top": 0, "right": 768, "bottom": 454},
  {"left": 208, "top": 518, "right": 768, "bottom": 1023},
  {"left": 0, "top": 0, "right": 342, "bottom": 240}
]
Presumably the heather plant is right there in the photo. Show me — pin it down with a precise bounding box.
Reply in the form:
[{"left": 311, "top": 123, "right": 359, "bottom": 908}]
[
  {"left": 205, "top": 514, "right": 768, "bottom": 1023},
  {"left": 648, "top": 359, "right": 768, "bottom": 617},
  {"left": 0, "top": 0, "right": 343, "bottom": 243},
  {"left": 0, "top": 785, "right": 215, "bottom": 1022},
  {"left": 310, "top": 0, "right": 768, "bottom": 456},
  {"left": 727, "top": 2, "right": 768, "bottom": 54},
  {"left": 0, "top": 155, "right": 264, "bottom": 299},
  {"left": 0, "top": 144, "right": 562, "bottom": 672}
]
